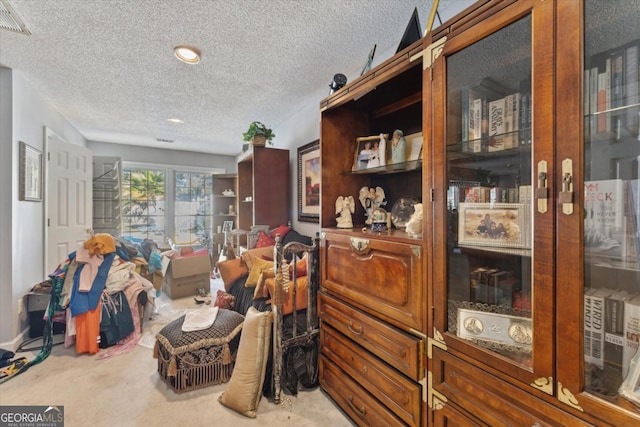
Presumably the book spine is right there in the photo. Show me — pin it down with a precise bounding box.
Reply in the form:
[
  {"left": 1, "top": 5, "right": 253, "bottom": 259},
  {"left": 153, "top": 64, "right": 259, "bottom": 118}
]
[
  {"left": 461, "top": 87, "right": 468, "bottom": 144},
  {"left": 598, "top": 73, "right": 607, "bottom": 133},
  {"left": 473, "top": 97, "right": 482, "bottom": 141},
  {"left": 590, "top": 66, "right": 599, "bottom": 136},
  {"left": 588, "top": 293, "right": 606, "bottom": 368},
  {"left": 605, "top": 57, "right": 612, "bottom": 133},
  {"left": 584, "top": 67, "right": 591, "bottom": 115},
  {"left": 488, "top": 97, "right": 506, "bottom": 152},
  {"left": 585, "top": 291, "right": 593, "bottom": 360},
  {"left": 623, "top": 299, "right": 640, "bottom": 377},
  {"left": 604, "top": 293, "right": 627, "bottom": 393},
  {"left": 611, "top": 50, "right": 625, "bottom": 109},
  {"left": 626, "top": 45, "right": 639, "bottom": 130}
]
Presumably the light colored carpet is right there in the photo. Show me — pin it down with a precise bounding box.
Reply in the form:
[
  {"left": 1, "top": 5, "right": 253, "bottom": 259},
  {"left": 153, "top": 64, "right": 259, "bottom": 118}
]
[{"left": 0, "top": 279, "right": 353, "bottom": 427}]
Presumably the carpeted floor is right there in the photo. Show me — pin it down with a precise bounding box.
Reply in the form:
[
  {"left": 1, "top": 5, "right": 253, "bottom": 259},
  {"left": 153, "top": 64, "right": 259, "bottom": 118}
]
[{"left": 0, "top": 279, "right": 353, "bottom": 426}]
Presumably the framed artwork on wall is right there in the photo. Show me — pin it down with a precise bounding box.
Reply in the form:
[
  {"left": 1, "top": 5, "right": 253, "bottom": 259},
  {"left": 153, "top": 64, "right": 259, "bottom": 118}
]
[
  {"left": 298, "top": 139, "right": 320, "bottom": 223},
  {"left": 19, "top": 141, "right": 43, "bottom": 202}
]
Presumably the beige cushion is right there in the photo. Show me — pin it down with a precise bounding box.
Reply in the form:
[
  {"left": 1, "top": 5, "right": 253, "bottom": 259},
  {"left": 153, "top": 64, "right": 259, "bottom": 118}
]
[
  {"left": 218, "top": 307, "right": 272, "bottom": 418},
  {"left": 240, "top": 246, "right": 274, "bottom": 271},
  {"left": 245, "top": 257, "right": 273, "bottom": 288}
]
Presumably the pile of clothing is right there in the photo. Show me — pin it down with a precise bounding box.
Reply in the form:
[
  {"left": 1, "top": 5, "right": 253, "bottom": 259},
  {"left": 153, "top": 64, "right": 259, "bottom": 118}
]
[{"left": 51, "top": 232, "right": 155, "bottom": 356}]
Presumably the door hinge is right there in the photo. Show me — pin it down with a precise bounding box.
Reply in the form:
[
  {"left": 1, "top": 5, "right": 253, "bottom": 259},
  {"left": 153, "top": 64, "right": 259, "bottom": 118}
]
[
  {"left": 47, "top": 218, "right": 50, "bottom": 227},
  {"left": 431, "top": 189, "right": 435, "bottom": 202}
]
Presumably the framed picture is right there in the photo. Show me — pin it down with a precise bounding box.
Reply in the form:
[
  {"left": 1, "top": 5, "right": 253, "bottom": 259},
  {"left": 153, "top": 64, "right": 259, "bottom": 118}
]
[
  {"left": 458, "top": 203, "right": 530, "bottom": 249},
  {"left": 406, "top": 132, "right": 423, "bottom": 162},
  {"left": 222, "top": 220, "right": 234, "bottom": 232},
  {"left": 19, "top": 141, "right": 42, "bottom": 202},
  {"left": 298, "top": 139, "right": 320, "bottom": 223},
  {"left": 353, "top": 134, "right": 388, "bottom": 171}
]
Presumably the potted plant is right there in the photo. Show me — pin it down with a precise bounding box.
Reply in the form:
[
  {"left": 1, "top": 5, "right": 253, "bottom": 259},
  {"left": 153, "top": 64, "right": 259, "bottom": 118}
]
[{"left": 242, "top": 121, "right": 275, "bottom": 147}]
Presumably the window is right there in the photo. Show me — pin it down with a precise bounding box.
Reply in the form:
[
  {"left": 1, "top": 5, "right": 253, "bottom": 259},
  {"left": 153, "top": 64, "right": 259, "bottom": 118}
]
[
  {"left": 121, "top": 163, "right": 223, "bottom": 248},
  {"left": 121, "top": 168, "right": 166, "bottom": 242},
  {"left": 174, "top": 171, "right": 213, "bottom": 246}
]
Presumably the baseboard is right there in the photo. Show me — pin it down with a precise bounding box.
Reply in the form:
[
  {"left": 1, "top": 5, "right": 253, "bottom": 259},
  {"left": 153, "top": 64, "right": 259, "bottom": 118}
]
[{"left": 0, "top": 326, "right": 30, "bottom": 352}]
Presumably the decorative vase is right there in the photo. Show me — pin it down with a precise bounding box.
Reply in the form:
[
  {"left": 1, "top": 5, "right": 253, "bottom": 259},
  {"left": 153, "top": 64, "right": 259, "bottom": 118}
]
[{"left": 251, "top": 135, "right": 267, "bottom": 147}]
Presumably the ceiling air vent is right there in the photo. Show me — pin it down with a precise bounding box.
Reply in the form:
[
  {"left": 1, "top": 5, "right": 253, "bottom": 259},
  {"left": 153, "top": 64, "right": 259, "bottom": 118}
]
[{"left": 0, "top": 1, "right": 31, "bottom": 35}]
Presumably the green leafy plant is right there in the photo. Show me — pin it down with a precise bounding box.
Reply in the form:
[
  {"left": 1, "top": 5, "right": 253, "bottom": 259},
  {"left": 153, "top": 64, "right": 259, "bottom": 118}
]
[{"left": 242, "top": 121, "right": 275, "bottom": 145}]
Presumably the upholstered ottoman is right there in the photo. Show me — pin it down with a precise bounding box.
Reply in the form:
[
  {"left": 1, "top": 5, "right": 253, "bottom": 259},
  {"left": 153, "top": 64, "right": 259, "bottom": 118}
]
[{"left": 153, "top": 308, "right": 245, "bottom": 393}]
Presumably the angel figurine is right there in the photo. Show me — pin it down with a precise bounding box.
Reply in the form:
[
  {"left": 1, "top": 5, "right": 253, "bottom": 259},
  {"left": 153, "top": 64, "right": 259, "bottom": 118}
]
[
  {"left": 335, "top": 196, "right": 355, "bottom": 228},
  {"left": 359, "top": 186, "right": 387, "bottom": 225}
]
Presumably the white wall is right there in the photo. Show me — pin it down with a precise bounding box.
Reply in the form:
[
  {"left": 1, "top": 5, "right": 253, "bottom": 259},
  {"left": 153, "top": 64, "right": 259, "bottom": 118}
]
[{"left": 0, "top": 69, "right": 87, "bottom": 346}]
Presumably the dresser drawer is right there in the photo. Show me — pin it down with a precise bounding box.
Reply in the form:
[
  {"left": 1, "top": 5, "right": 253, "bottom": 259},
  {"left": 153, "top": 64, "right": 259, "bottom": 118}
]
[
  {"left": 321, "top": 324, "right": 422, "bottom": 426},
  {"left": 320, "top": 231, "right": 425, "bottom": 333},
  {"left": 319, "top": 292, "right": 422, "bottom": 381},
  {"left": 320, "top": 354, "right": 405, "bottom": 427}
]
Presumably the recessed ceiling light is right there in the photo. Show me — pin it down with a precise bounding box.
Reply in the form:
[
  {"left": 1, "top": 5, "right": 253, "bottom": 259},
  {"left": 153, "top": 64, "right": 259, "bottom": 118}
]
[
  {"left": 167, "top": 118, "right": 184, "bottom": 124},
  {"left": 174, "top": 45, "right": 201, "bottom": 64}
]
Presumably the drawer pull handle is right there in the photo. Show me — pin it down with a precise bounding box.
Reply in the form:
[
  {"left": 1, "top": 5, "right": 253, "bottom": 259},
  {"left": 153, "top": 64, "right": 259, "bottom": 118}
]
[
  {"left": 348, "top": 395, "right": 366, "bottom": 418},
  {"left": 350, "top": 237, "right": 371, "bottom": 254},
  {"left": 348, "top": 321, "right": 363, "bottom": 335}
]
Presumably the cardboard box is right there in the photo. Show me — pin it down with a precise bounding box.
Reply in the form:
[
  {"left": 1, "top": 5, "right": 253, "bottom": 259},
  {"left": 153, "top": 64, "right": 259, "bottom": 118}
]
[{"left": 161, "top": 254, "right": 211, "bottom": 299}]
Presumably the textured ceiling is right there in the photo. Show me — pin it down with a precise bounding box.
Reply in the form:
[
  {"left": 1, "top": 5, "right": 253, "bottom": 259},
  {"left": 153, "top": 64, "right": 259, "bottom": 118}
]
[{"left": 0, "top": 0, "right": 468, "bottom": 155}]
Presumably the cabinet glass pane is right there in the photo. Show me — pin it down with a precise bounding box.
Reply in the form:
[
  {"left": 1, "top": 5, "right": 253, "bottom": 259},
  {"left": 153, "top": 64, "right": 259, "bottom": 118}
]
[
  {"left": 445, "top": 16, "right": 532, "bottom": 365},
  {"left": 583, "top": 0, "right": 640, "bottom": 407}
]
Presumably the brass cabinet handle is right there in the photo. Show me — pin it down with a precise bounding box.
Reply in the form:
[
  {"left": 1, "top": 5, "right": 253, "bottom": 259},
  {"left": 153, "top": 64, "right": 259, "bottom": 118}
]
[
  {"left": 535, "top": 160, "right": 548, "bottom": 214},
  {"left": 559, "top": 158, "right": 574, "bottom": 215},
  {"left": 348, "top": 395, "right": 366, "bottom": 418},
  {"left": 348, "top": 320, "right": 363, "bottom": 335}
]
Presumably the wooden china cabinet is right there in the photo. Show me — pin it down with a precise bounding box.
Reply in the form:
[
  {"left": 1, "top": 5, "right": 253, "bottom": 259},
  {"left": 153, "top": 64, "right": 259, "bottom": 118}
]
[
  {"left": 318, "top": 38, "right": 428, "bottom": 425},
  {"left": 428, "top": 1, "right": 640, "bottom": 426}
]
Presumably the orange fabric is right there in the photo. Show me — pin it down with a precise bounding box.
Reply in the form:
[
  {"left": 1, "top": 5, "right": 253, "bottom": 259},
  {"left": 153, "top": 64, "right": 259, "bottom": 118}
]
[
  {"left": 265, "top": 276, "right": 308, "bottom": 315},
  {"left": 84, "top": 233, "right": 116, "bottom": 256},
  {"left": 217, "top": 258, "right": 249, "bottom": 291},
  {"left": 75, "top": 300, "right": 101, "bottom": 354}
]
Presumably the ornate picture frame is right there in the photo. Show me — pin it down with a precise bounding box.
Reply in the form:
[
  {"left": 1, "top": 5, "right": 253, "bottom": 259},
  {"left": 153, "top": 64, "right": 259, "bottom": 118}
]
[
  {"left": 222, "top": 220, "right": 234, "bottom": 232},
  {"left": 458, "top": 203, "right": 530, "bottom": 250},
  {"left": 19, "top": 141, "right": 43, "bottom": 202},
  {"left": 298, "top": 139, "right": 320, "bottom": 223}
]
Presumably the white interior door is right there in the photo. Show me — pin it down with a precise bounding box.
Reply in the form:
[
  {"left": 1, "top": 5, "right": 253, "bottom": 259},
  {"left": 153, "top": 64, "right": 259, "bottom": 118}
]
[{"left": 44, "top": 127, "right": 92, "bottom": 275}]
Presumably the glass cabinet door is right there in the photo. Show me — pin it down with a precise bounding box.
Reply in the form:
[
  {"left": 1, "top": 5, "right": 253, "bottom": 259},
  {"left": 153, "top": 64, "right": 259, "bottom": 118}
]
[
  {"left": 436, "top": 1, "right": 556, "bottom": 384},
  {"left": 582, "top": 0, "right": 640, "bottom": 410}
]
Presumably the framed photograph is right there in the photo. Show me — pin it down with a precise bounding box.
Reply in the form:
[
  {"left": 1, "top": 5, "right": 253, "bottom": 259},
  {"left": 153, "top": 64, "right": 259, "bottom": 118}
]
[
  {"left": 406, "top": 132, "right": 423, "bottom": 162},
  {"left": 458, "top": 203, "right": 530, "bottom": 249},
  {"left": 353, "top": 135, "right": 388, "bottom": 171},
  {"left": 222, "top": 220, "right": 234, "bottom": 232},
  {"left": 298, "top": 139, "right": 320, "bottom": 223},
  {"left": 19, "top": 141, "right": 43, "bottom": 202}
]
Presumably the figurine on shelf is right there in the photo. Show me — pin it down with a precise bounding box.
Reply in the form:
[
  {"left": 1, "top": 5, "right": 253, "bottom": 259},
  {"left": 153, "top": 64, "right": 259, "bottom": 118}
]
[
  {"left": 405, "top": 203, "right": 423, "bottom": 238},
  {"left": 359, "top": 186, "right": 387, "bottom": 225},
  {"left": 391, "top": 129, "right": 407, "bottom": 164},
  {"left": 335, "top": 196, "right": 355, "bottom": 228}
]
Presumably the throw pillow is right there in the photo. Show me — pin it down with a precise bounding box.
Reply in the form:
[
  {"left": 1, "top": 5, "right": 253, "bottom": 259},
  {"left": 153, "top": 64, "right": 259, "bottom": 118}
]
[
  {"left": 217, "top": 258, "right": 249, "bottom": 291},
  {"left": 253, "top": 268, "right": 276, "bottom": 299},
  {"left": 240, "top": 246, "right": 274, "bottom": 271},
  {"left": 214, "top": 290, "right": 236, "bottom": 310},
  {"left": 245, "top": 257, "right": 273, "bottom": 287},
  {"left": 255, "top": 231, "right": 275, "bottom": 248},
  {"left": 270, "top": 224, "right": 292, "bottom": 240},
  {"left": 290, "top": 252, "right": 307, "bottom": 279},
  {"left": 265, "top": 276, "right": 309, "bottom": 316},
  {"left": 218, "top": 307, "right": 272, "bottom": 418}
]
